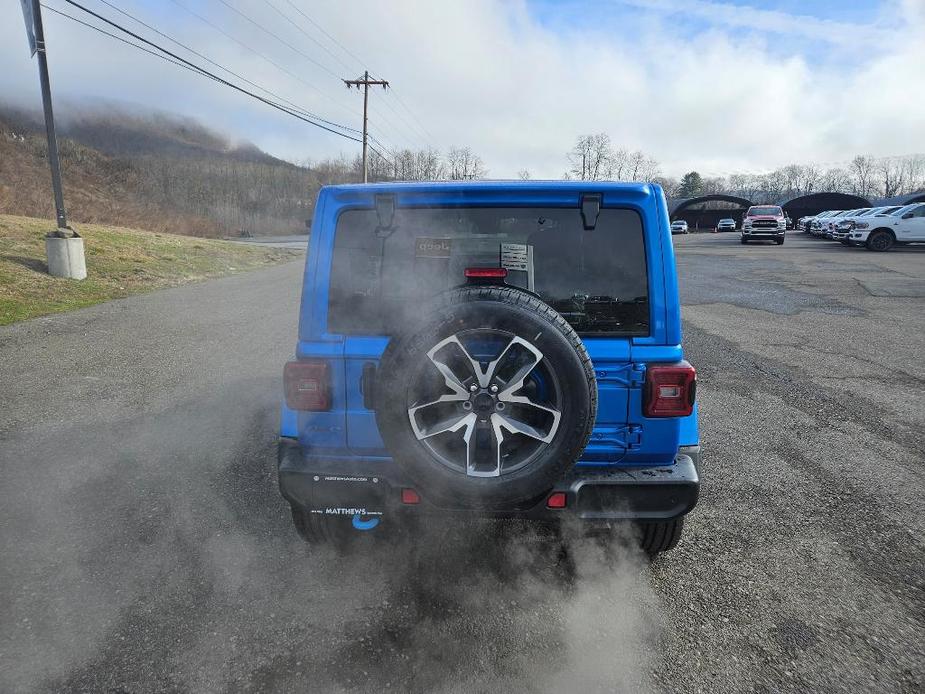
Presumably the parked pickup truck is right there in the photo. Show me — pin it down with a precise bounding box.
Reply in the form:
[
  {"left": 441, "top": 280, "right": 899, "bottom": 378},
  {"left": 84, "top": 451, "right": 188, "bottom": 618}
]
[
  {"left": 741, "top": 205, "right": 786, "bottom": 244},
  {"left": 278, "top": 181, "right": 700, "bottom": 555},
  {"left": 808, "top": 211, "right": 838, "bottom": 235},
  {"left": 847, "top": 202, "right": 925, "bottom": 251},
  {"left": 832, "top": 207, "right": 901, "bottom": 243}
]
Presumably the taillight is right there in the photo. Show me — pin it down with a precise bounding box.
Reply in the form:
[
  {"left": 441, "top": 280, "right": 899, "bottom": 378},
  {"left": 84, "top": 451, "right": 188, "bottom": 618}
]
[
  {"left": 401, "top": 488, "right": 421, "bottom": 505},
  {"left": 643, "top": 363, "right": 696, "bottom": 417},
  {"left": 546, "top": 491, "right": 567, "bottom": 509},
  {"left": 465, "top": 267, "right": 508, "bottom": 279},
  {"left": 284, "top": 360, "right": 331, "bottom": 411}
]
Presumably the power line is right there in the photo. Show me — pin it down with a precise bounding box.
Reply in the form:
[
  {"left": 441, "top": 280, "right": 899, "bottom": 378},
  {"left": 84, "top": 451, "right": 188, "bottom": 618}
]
[
  {"left": 56, "top": 0, "right": 361, "bottom": 141},
  {"left": 367, "top": 142, "right": 394, "bottom": 170},
  {"left": 365, "top": 73, "right": 434, "bottom": 150},
  {"left": 280, "top": 0, "right": 366, "bottom": 72},
  {"left": 260, "top": 0, "right": 352, "bottom": 73},
  {"left": 166, "top": 0, "right": 358, "bottom": 120},
  {"left": 386, "top": 86, "right": 436, "bottom": 143},
  {"left": 42, "top": 5, "right": 218, "bottom": 81},
  {"left": 367, "top": 132, "right": 393, "bottom": 152},
  {"left": 262, "top": 4, "right": 433, "bottom": 150},
  {"left": 213, "top": 0, "right": 341, "bottom": 80},
  {"left": 90, "top": 0, "right": 360, "bottom": 135},
  {"left": 369, "top": 98, "right": 431, "bottom": 151}
]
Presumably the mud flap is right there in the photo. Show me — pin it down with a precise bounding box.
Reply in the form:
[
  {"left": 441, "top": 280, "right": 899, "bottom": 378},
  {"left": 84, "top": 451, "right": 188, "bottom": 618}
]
[{"left": 306, "top": 474, "right": 387, "bottom": 532}]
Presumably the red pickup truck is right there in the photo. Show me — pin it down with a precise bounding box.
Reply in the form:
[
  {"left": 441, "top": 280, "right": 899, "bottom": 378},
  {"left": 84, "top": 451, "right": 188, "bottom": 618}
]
[{"left": 741, "top": 205, "right": 786, "bottom": 245}]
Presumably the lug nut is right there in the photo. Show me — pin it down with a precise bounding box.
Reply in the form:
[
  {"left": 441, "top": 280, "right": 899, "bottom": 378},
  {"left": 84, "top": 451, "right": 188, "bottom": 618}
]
[
  {"left": 462, "top": 401, "right": 472, "bottom": 410},
  {"left": 469, "top": 384, "right": 478, "bottom": 393},
  {"left": 496, "top": 402, "right": 505, "bottom": 410},
  {"left": 489, "top": 384, "right": 499, "bottom": 393}
]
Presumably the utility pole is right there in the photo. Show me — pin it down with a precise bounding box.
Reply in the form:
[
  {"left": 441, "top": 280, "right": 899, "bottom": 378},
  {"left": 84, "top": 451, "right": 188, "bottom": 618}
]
[
  {"left": 343, "top": 71, "right": 388, "bottom": 183},
  {"left": 19, "top": 0, "right": 86, "bottom": 279},
  {"left": 32, "top": 0, "right": 67, "bottom": 232}
]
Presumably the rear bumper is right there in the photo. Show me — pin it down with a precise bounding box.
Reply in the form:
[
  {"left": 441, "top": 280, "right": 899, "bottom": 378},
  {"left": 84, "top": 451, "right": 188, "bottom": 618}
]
[{"left": 278, "top": 438, "right": 700, "bottom": 522}]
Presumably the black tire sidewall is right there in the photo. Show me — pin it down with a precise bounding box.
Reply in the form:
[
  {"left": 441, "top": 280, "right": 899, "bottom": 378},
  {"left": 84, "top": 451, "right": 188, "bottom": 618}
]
[
  {"left": 868, "top": 231, "right": 893, "bottom": 251},
  {"left": 375, "top": 287, "right": 596, "bottom": 508}
]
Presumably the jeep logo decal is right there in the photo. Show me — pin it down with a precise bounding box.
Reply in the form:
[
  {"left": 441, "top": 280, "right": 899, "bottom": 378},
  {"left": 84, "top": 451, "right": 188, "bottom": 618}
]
[{"left": 415, "top": 237, "right": 452, "bottom": 258}]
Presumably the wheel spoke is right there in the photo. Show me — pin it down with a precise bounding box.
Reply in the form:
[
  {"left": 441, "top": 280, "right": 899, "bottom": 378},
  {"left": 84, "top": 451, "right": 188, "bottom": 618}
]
[
  {"left": 427, "top": 335, "right": 483, "bottom": 394},
  {"left": 408, "top": 397, "right": 472, "bottom": 439},
  {"left": 484, "top": 336, "right": 543, "bottom": 392},
  {"left": 467, "top": 417, "right": 503, "bottom": 477},
  {"left": 494, "top": 397, "right": 561, "bottom": 443}
]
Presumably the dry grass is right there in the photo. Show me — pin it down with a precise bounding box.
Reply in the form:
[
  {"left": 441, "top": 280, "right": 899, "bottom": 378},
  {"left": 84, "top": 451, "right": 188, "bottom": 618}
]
[
  {"left": 0, "top": 214, "right": 303, "bottom": 325},
  {"left": 0, "top": 134, "right": 225, "bottom": 237}
]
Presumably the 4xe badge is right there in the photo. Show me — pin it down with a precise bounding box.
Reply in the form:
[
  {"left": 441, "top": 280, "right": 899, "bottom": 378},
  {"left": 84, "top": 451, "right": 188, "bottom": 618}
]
[{"left": 415, "top": 237, "right": 452, "bottom": 258}]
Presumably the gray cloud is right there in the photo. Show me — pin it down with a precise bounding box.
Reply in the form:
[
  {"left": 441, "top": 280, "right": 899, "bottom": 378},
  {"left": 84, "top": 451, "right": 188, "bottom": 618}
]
[{"left": 2, "top": 0, "right": 922, "bottom": 178}]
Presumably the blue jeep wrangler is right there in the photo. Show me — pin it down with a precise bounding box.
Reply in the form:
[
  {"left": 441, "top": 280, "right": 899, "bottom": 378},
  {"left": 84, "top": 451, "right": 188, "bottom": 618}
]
[{"left": 278, "top": 181, "right": 700, "bottom": 554}]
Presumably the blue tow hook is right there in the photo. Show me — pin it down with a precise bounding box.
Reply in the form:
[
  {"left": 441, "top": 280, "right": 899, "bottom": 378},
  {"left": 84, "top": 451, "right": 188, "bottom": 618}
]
[{"left": 352, "top": 514, "right": 380, "bottom": 531}]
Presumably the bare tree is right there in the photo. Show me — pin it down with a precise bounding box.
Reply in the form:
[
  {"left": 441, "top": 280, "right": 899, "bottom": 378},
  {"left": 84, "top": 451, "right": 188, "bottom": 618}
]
[
  {"left": 850, "top": 155, "right": 876, "bottom": 198},
  {"left": 700, "top": 176, "right": 727, "bottom": 196},
  {"left": 385, "top": 148, "right": 445, "bottom": 181},
  {"left": 877, "top": 156, "right": 907, "bottom": 198},
  {"left": 517, "top": 169, "right": 531, "bottom": 180},
  {"left": 901, "top": 155, "right": 925, "bottom": 194},
  {"left": 627, "top": 150, "right": 660, "bottom": 182},
  {"left": 801, "top": 164, "right": 822, "bottom": 195},
  {"left": 446, "top": 146, "right": 487, "bottom": 180},
  {"left": 780, "top": 164, "right": 802, "bottom": 197},
  {"left": 756, "top": 172, "right": 778, "bottom": 199},
  {"left": 566, "top": 135, "right": 661, "bottom": 182},
  {"left": 567, "top": 133, "right": 613, "bottom": 180},
  {"left": 359, "top": 148, "right": 394, "bottom": 182},
  {"left": 610, "top": 147, "right": 629, "bottom": 180},
  {"left": 819, "top": 167, "right": 852, "bottom": 193}
]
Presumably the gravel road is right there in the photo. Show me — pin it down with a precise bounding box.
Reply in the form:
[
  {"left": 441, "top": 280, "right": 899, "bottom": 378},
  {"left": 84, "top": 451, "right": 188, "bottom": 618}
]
[{"left": 1, "top": 232, "right": 922, "bottom": 693}]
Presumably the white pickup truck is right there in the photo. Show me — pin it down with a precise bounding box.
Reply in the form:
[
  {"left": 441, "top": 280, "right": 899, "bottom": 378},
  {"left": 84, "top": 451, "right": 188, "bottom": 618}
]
[
  {"left": 832, "top": 206, "right": 901, "bottom": 243},
  {"left": 848, "top": 202, "right": 925, "bottom": 251}
]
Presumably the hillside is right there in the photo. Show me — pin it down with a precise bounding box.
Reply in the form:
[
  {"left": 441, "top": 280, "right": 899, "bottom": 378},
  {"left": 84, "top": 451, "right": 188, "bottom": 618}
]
[{"left": 0, "top": 105, "right": 330, "bottom": 237}]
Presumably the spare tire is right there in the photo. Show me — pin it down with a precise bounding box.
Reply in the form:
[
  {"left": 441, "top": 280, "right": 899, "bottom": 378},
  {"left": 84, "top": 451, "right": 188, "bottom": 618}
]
[{"left": 375, "top": 285, "right": 597, "bottom": 508}]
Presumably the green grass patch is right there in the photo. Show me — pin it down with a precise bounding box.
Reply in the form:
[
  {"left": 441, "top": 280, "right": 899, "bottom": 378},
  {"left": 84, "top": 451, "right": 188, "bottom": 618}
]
[{"left": 0, "top": 214, "right": 303, "bottom": 325}]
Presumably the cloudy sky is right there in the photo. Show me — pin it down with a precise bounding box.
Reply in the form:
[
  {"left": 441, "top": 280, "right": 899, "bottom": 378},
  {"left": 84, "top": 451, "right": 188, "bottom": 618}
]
[{"left": 2, "top": 0, "right": 923, "bottom": 178}]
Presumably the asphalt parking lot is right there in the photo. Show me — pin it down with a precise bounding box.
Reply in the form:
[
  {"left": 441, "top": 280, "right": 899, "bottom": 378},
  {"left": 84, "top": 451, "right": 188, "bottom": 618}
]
[{"left": 1, "top": 231, "right": 923, "bottom": 693}]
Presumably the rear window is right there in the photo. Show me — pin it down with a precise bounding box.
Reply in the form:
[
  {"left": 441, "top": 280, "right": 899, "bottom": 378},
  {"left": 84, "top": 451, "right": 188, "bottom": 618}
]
[
  {"left": 747, "top": 206, "right": 782, "bottom": 216},
  {"left": 327, "top": 206, "right": 649, "bottom": 337}
]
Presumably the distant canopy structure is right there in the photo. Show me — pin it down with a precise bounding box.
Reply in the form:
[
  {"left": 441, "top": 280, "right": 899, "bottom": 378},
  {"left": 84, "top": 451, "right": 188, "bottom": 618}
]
[
  {"left": 873, "top": 191, "right": 925, "bottom": 207},
  {"left": 669, "top": 195, "right": 753, "bottom": 229},
  {"left": 780, "top": 192, "right": 872, "bottom": 221},
  {"left": 665, "top": 190, "right": 914, "bottom": 229}
]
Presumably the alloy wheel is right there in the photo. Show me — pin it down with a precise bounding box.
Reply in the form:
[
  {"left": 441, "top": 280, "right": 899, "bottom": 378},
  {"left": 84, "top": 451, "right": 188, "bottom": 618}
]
[{"left": 407, "top": 330, "right": 562, "bottom": 478}]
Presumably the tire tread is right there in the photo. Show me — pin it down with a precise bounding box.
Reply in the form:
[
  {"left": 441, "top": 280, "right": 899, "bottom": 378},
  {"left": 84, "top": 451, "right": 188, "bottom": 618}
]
[{"left": 638, "top": 518, "right": 684, "bottom": 554}]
